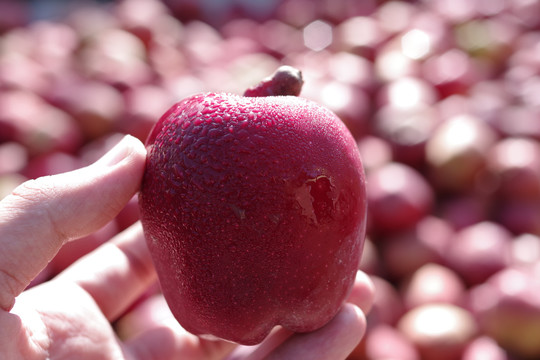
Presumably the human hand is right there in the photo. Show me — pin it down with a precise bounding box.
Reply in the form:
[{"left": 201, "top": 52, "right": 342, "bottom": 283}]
[{"left": 0, "top": 135, "right": 374, "bottom": 360}]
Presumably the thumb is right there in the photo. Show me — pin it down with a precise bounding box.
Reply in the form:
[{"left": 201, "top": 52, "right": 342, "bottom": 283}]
[{"left": 0, "top": 135, "right": 146, "bottom": 311}]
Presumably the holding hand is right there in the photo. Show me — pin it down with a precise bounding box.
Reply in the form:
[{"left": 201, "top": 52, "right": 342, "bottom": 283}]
[{"left": 0, "top": 135, "right": 373, "bottom": 360}]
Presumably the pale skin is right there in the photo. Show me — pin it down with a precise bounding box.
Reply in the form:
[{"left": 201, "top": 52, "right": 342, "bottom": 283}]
[{"left": 0, "top": 135, "right": 374, "bottom": 360}]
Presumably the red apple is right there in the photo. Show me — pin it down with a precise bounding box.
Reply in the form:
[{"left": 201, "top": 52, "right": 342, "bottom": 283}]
[{"left": 139, "top": 67, "right": 367, "bottom": 345}]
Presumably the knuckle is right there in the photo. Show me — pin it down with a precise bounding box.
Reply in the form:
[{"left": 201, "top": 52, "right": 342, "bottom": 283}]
[
  {"left": 10, "top": 178, "right": 55, "bottom": 204},
  {"left": 0, "top": 266, "right": 26, "bottom": 311}
]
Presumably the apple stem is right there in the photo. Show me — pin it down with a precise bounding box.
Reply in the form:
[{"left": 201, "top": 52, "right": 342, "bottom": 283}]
[{"left": 243, "top": 65, "right": 304, "bottom": 97}]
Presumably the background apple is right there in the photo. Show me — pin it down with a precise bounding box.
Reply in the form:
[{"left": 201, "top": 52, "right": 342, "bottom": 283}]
[
  {"left": 468, "top": 264, "right": 540, "bottom": 359},
  {"left": 397, "top": 303, "right": 478, "bottom": 360}
]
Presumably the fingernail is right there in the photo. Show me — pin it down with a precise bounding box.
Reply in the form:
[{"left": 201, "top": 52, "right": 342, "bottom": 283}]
[{"left": 93, "top": 135, "right": 140, "bottom": 168}]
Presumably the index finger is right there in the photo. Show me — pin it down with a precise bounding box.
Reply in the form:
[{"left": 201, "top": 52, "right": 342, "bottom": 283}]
[{"left": 0, "top": 135, "right": 146, "bottom": 311}]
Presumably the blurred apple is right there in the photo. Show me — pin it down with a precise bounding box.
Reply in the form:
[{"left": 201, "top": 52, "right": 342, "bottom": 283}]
[
  {"left": 356, "top": 135, "right": 392, "bottom": 173},
  {"left": 348, "top": 323, "right": 420, "bottom": 360},
  {"left": 78, "top": 27, "right": 153, "bottom": 90},
  {"left": 0, "top": 141, "right": 27, "bottom": 176},
  {"left": 401, "top": 263, "right": 466, "bottom": 310},
  {"left": 367, "top": 162, "right": 434, "bottom": 234},
  {"left": 381, "top": 215, "right": 453, "bottom": 280},
  {"left": 462, "top": 335, "right": 510, "bottom": 360},
  {"left": 468, "top": 80, "right": 512, "bottom": 128},
  {"left": 495, "top": 199, "right": 540, "bottom": 236},
  {"left": 374, "top": 0, "right": 416, "bottom": 37},
  {"left": 439, "top": 194, "right": 491, "bottom": 230},
  {"left": 367, "top": 275, "right": 405, "bottom": 327},
  {"left": 0, "top": 89, "right": 83, "bottom": 155},
  {"left": 511, "top": 233, "right": 540, "bottom": 266},
  {"left": 365, "top": 324, "right": 420, "bottom": 360},
  {"left": 115, "top": 195, "right": 141, "bottom": 232},
  {"left": 115, "top": 292, "right": 169, "bottom": 341},
  {"left": 469, "top": 264, "right": 540, "bottom": 359},
  {"left": 509, "top": 0, "right": 540, "bottom": 29},
  {"left": 22, "top": 151, "right": 80, "bottom": 180},
  {"left": 398, "top": 303, "right": 478, "bottom": 360},
  {"left": 454, "top": 17, "right": 517, "bottom": 76},
  {"left": 47, "top": 79, "right": 125, "bottom": 140},
  {"left": 358, "top": 236, "right": 380, "bottom": 275},
  {"left": 374, "top": 103, "right": 440, "bottom": 168},
  {"left": 422, "top": 48, "right": 484, "bottom": 98},
  {"left": 0, "top": 173, "right": 27, "bottom": 201},
  {"left": 486, "top": 137, "right": 540, "bottom": 201},
  {"left": 78, "top": 132, "right": 129, "bottom": 166},
  {"left": 491, "top": 105, "right": 540, "bottom": 140},
  {"left": 445, "top": 221, "right": 512, "bottom": 286},
  {"left": 375, "top": 40, "right": 420, "bottom": 82},
  {"left": 119, "top": 84, "right": 175, "bottom": 141},
  {"left": 114, "top": 0, "right": 174, "bottom": 48},
  {"left": 0, "top": 0, "right": 28, "bottom": 32},
  {"left": 318, "top": 80, "right": 371, "bottom": 140},
  {"left": 0, "top": 47, "right": 49, "bottom": 95},
  {"left": 426, "top": 114, "right": 498, "bottom": 193},
  {"left": 49, "top": 219, "right": 119, "bottom": 274},
  {"left": 328, "top": 51, "right": 376, "bottom": 93},
  {"left": 335, "top": 15, "right": 387, "bottom": 61}
]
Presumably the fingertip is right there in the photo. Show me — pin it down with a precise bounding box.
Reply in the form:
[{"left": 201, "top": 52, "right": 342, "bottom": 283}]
[
  {"left": 264, "top": 303, "right": 367, "bottom": 360},
  {"left": 93, "top": 135, "right": 146, "bottom": 170},
  {"left": 347, "top": 271, "right": 376, "bottom": 315},
  {"left": 339, "top": 303, "right": 367, "bottom": 342}
]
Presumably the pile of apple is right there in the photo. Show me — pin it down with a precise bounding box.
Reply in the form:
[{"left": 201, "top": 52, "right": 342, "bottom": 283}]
[{"left": 1, "top": 0, "right": 540, "bottom": 358}]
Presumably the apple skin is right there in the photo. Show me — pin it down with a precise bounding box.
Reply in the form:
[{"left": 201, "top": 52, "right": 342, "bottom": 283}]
[{"left": 139, "top": 92, "right": 367, "bottom": 345}]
